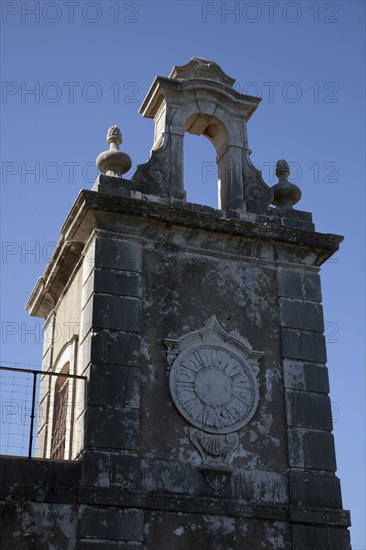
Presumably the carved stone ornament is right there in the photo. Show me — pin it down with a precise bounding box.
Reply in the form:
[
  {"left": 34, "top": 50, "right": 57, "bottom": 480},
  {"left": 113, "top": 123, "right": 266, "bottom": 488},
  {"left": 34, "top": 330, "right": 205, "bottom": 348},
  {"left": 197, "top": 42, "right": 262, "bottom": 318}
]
[
  {"left": 272, "top": 159, "right": 302, "bottom": 211},
  {"left": 169, "top": 57, "right": 236, "bottom": 87},
  {"left": 96, "top": 125, "right": 132, "bottom": 178},
  {"left": 164, "top": 316, "right": 264, "bottom": 473}
]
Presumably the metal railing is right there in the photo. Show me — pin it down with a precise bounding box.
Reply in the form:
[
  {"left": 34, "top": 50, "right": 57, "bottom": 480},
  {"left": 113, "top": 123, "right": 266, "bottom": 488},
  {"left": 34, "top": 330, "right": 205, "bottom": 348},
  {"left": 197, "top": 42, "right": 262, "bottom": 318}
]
[{"left": 0, "top": 365, "right": 87, "bottom": 459}]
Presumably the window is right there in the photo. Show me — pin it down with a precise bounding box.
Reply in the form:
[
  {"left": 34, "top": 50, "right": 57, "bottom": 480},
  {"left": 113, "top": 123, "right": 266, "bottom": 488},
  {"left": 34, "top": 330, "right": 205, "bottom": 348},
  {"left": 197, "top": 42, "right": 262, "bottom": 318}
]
[{"left": 50, "top": 363, "right": 69, "bottom": 459}]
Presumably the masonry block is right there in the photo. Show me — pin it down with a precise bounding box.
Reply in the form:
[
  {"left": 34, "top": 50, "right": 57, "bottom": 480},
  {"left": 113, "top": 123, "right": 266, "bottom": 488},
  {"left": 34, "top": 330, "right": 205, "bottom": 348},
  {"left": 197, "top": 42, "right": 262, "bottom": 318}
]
[
  {"left": 303, "top": 271, "right": 322, "bottom": 302},
  {"left": 278, "top": 269, "right": 322, "bottom": 303},
  {"left": 288, "top": 471, "right": 342, "bottom": 509},
  {"left": 110, "top": 454, "right": 141, "bottom": 490},
  {"left": 278, "top": 268, "right": 303, "bottom": 299},
  {"left": 95, "top": 237, "right": 142, "bottom": 273},
  {"left": 90, "top": 330, "right": 141, "bottom": 366},
  {"left": 286, "top": 390, "right": 333, "bottom": 430},
  {"left": 288, "top": 429, "right": 337, "bottom": 471},
  {"left": 79, "top": 329, "right": 142, "bottom": 370},
  {"left": 283, "top": 360, "right": 329, "bottom": 393},
  {"left": 141, "top": 459, "right": 200, "bottom": 497},
  {"left": 85, "top": 407, "right": 139, "bottom": 450},
  {"left": 78, "top": 505, "right": 144, "bottom": 540},
  {"left": 304, "top": 362, "right": 330, "bottom": 393},
  {"left": 87, "top": 365, "right": 140, "bottom": 408},
  {"left": 82, "top": 269, "right": 141, "bottom": 308},
  {"left": 303, "top": 431, "right": 337, "bottom": 471},
  {"left": 287, "top": 428, "right": 304, "bottom": 468},
  {"left": 282, "top": 328, "right": 327, "bottom": 362},
  {"left": 92, "top": 294, "right": 141, "bottom": 332},
  {"left": 80, "top": 451, "right": 111, "bottom": 488},
  {"left": 279, "top": 298, "right": 324, "bottom": 332},
  {"left": 292, "top": 525, "right": 351, "bottom": 550}
]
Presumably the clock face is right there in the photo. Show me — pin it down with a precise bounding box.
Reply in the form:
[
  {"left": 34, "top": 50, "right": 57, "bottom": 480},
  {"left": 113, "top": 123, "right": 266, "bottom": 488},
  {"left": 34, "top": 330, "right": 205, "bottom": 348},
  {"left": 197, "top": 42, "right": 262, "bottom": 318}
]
[{"left": 169, "top": 345, "right": 257, "bottom": 434}]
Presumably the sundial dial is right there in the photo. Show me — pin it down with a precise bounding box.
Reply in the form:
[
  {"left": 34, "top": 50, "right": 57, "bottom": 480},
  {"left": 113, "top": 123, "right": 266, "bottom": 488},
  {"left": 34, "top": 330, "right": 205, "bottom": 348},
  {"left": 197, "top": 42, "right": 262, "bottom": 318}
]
[
  {"left": 164, "top": 316, "right": 264, "bottom": 469},
  {"left": 170, "top": 345, "right": 256, "bottom": 434}
]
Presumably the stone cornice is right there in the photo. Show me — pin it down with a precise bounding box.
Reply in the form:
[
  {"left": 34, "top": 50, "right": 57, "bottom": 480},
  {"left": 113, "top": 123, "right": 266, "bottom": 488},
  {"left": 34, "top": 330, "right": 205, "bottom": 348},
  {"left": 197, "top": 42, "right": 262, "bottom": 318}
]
[{"left": 26, "top": 190, "right": 343, "bottom": 319}]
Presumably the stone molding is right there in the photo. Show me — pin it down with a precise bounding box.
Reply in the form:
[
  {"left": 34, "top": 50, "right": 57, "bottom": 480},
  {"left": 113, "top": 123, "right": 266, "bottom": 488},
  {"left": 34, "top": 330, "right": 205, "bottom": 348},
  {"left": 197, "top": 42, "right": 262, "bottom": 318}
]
[
  {"left": 164, "top": 317, "right": 263, "bottom": 471},
  {"left": 26, "top": 191, "right": 342, "bottom": 319}
]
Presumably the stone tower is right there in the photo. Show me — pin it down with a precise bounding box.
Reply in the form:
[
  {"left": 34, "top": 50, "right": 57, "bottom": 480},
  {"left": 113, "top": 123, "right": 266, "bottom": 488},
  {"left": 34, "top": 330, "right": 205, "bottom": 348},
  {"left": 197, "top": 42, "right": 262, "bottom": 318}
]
[{"left": 1, "top": 58, "right": 351, "bottom": 549}]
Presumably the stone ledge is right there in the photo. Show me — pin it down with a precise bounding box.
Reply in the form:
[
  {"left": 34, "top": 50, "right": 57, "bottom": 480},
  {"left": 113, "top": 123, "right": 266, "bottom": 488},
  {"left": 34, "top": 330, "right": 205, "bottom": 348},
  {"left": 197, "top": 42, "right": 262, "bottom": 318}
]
[
  {"left": 26, "top": 190, "right": 342, "bottom": 318},
  {"left": 78, "top": 487, "right": 289, "bottom": 521},
  {"left": 289, "top": 505, "right": 350, "bottom": 527},
  {"left": 77, "top": 487, "right": 350, "bottom": 528},
  {"left": 77, "top": 540, "right": 142, "bottom": 550}
]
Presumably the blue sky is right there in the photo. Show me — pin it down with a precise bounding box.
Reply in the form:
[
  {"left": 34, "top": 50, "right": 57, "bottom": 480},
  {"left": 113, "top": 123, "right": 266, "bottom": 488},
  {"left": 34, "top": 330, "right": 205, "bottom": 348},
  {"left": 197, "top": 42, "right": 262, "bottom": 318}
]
[{"left": 1, "top": 0, "right": 365, "bottom": 545}]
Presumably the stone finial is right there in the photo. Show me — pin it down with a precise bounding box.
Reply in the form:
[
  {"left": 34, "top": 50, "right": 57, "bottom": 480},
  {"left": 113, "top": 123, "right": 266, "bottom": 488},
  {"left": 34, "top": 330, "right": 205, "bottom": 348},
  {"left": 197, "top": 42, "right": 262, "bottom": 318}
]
[
  {"left": 96, "top": 125, "right": 132, "bottom": 177},
  {"left": 272, "top": 160, "right": 302, "bottom": 211},
  {"left": 169, "top": 57, "right": 236, "bottom": 87}
]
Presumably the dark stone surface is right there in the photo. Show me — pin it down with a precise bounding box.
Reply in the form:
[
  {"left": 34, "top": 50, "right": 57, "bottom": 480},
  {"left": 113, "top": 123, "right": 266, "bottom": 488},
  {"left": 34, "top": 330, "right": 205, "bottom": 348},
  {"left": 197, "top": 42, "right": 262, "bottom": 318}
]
[
  {"left": 84, "top": 407, "right": 139, "bottom": 450},
  {"left": 0, "top": 457, "right": 80, "bottom": 503},
  {"left": 289, "top": 471, "right": 343, "bottom": 509},
  {"left": 110, "top": 454, "right": 141, "bottom": 490},
  {"left": 79, "top": 329, "right": 142, "bottom": 367},
  {"left": 278, "top": 268, "right": 303, "bottom": 299},
  {"left": 304, "top": 363, "right": 330, "bottom": 393},
  {"left": 279, "top": 298, "right": 324, "bottom": 332},
  {"left": 0, "top": 500, "right": 78, "bottom": 549},
  {"left": 281, "top": 328, "right": 327, "bottom": 362},
  {"left": 278, "top": 268, "right": 322, "bottom": 302},
  {"left": 303, "top": 271, "right": 322, "bottom": 302},
  {"left": 80, "top": 451, "right": 111, "bottom": 488},
  {"left": 292, "top": 525, "right": 351, "bottom": 550},
  {"left": 78, "top": 505, "right": 144, "bottom": 540},
  {"left": 286, "top": 390, "right": 333, "bottom": 430},
  {"left": 83, "top": 268, "right": 141, "bottom": 301},
  {"left": 288, "top": 429, "right": 337, "bottom": 471},
  {"left": 290, "top": 506, "right": 350, "bottom": 527},
  {"left": 92, "top": 294, "right": 141, "bottom": 332},
  {"left": 144, "top": 510, "right": 291, "bottom": 550},
  {"left": 94, "top": 236, "right": 142, "bottom": 273},
  {"left": 77, "top": 541, "right": 142, "bottom": 549},
  {"left": 87, "top": 364, "right": 140, "bottom": 408},
  {"left": 283, "top": 360, "right": 329, "bottom": 393},
  {"left": 303, "top": 431, "right": 337, "bottom": 471}
]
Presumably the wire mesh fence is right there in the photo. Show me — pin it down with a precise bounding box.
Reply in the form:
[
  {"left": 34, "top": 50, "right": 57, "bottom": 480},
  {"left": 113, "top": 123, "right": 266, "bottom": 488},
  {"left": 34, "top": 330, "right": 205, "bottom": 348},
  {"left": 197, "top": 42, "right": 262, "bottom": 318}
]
[{"left": 0, "top": 365, "right": 87, "bottom": 460}]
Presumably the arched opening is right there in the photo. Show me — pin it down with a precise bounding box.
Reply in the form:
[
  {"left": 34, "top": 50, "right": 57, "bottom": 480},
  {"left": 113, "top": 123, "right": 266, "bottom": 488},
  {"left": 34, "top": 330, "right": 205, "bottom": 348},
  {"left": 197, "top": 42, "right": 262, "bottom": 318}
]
[
  {"left": 182, "top": 112, "right": 230, "bottom": 209},
  {"left": 184, "top": 133, "right": 218, "bottom": 208},
  {"left": 50, "top": 362, "right": 69, "bottom": 459}
]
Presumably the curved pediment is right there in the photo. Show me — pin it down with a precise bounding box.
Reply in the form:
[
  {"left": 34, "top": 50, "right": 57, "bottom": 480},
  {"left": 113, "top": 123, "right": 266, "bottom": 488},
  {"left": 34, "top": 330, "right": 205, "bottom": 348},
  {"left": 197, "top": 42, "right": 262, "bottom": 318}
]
[{"left": 170, "top": 57, "right": 236, "bottom": 87}]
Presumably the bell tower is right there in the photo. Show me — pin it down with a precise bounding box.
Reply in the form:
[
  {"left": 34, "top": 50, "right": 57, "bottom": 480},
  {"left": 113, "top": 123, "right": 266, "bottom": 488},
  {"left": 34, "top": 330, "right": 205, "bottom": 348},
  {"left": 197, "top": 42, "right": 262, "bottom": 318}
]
[{"left": 19, "top": 58, "right": 352, "bottom": 548}]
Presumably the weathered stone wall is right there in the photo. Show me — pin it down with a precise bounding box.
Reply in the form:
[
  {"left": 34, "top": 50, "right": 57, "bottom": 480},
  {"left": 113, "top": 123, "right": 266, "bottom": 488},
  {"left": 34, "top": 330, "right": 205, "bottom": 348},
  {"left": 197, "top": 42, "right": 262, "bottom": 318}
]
[
  {"left": 0, "top": 457, "right": 80, "bottom": 550},
  {"left": 140, "top": 232, "right": 286, "bottom": 469},
  {"left": 52, "top": 264, "right": 83, "bottom": 361},
  {"left": 36, "top": 264, "right": 83, "bottom": 458}
]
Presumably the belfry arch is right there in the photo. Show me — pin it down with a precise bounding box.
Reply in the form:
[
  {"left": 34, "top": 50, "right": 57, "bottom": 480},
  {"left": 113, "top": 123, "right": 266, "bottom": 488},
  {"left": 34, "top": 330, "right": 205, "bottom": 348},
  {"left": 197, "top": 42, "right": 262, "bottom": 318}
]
[
  {"left": 133, "top": 57, "right": 273, "bottom": 211},
  {"left": 183, "top": 131, "right": 218, "bottom": 207},
  {"left": 183, "top": 112, "right": 229, "bottom": 208}
]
